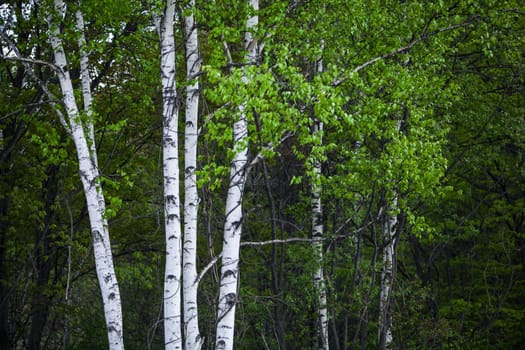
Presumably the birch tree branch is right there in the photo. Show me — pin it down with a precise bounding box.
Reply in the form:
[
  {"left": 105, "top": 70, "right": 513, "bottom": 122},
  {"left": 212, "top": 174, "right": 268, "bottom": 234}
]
[
  {"left": 195, "top": 227, "right": 367, "bottom": 286},
  {"left": 332, "top": 19, "right": 478, "bottom": 87},
  {"left": 247, "top": 131, "right": 294, "bottom": 169},
  {"left": 0, "top": 33, "right": 70, "bottom": 133},
  {"left": 0, "top": 54, "right": 60, "bottom": 72}
]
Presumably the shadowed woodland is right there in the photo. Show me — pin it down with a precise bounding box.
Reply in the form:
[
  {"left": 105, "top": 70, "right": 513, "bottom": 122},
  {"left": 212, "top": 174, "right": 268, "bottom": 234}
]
[{"left": 0, "top": 0, "right": 524, "bottom": 349}]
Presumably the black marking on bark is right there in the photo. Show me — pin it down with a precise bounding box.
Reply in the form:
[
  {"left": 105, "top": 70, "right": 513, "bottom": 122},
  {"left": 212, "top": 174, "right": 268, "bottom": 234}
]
[
  {"left": 104, "top": 273, "right": 112, "bottom": 283},
  {"left": 167, "top": 214, "right": 179, "bottom": 222},
  {"left": 225, "top": 292, "right": 237, "bottom": 306},
  {"left": 165, "top": 195, "right": 176, "bottom": 204},
  {"left": 92, "top": 230, "right": 103, "bottom": 243},
  {"left": 167, "top": 274, "right": 176, "bottom": 280},
  {"left": 232, "top": 219, "right": 242, "bottom": 230},
  {"left": 195, "top": 335, "right": 204, "bottom": 345},
  {"left": 108, "top": 292, "right": 115, "bottom": 300},
  {"left": 313, "top": 215, "right": 323, "bottom": 227},
  {"left": 59, "top": 63, "right": 69, "bottom": 74},
  {"left": 168, "top": 235, "right": 177, "bottom": 240},
  {"left": 223, "top": 269, "right": 237, "bottom": 279}
]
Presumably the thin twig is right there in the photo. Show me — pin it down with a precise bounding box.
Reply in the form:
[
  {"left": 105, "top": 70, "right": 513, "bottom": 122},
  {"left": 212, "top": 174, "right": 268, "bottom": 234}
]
[
  {"left": 195, "top": 227, "right": 367, "bottom": 285},
  {"left": 0, "top": 53, "right": 60, "bottom": 72},
  {"left": 0, "top": 32, "right": 71, "bottom": 133},
  {"left": 332, "top": 19, "right": 477, "bottom": 87}
]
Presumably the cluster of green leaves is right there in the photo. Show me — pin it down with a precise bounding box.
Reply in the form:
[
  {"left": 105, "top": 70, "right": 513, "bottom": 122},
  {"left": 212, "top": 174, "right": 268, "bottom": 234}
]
[{"left": 1, "top": 0, "right": 524, "bottom": 349}]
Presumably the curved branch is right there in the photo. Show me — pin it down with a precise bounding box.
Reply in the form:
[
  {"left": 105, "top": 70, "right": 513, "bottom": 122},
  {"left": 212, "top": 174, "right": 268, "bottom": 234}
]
[
  {"left": 332, "top": 18, "right": 478, "bottom": 87},
  {"left": 195, "top": 226, "right": 368, "bottom": 285},
  {"left": 0, "top": 54, "right": 60, "bottom": 72}
]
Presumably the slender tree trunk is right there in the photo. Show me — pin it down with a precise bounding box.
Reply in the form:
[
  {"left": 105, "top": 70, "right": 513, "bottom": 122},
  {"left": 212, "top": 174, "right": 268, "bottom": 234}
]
[
  {"left": 159, "top": 1, "right": 183, "bottom": 349},
  {"left": 0, "top": 131, "right": 9, "bottom": 350},
  {"left": 183, "top": 1, "right": 203, "bottom": 349},
  {"left": 48, "top": 1, "right": 124, "bottom": 349},
  {"left": 311, "top": 119, "right": 329, "bottom": 350},
  {"left": 28, "top": 219, "right": 53, "bottom": 350},
  {"left": 214, "top": 105, "right": 249, "bottom": 350},
  {"left": 215, "top": 2, "right": 258, "bottom": 349},
  {"left": 312, "top": 42, "right": 329, "bottom": 350},
  {"left": 75, "top": 5, "right": 96, "bottom": 162},
  {"left": 378, "top": 193, "right": 398, "bottom": 350},
  {"left": 28, "top": 166, "right": 59, "bottom": 350},
  {"left": 0, "top": 193, "right": 9, "bottom": 350},
  {"left": 378, "top": 115, "right": 404, "bottom": 350},
  {"left": 262, "top": 159, "right": 286, "bottom": 350},
  {"left": 214, "top": 99, "right": 249, "bottom": 350}
]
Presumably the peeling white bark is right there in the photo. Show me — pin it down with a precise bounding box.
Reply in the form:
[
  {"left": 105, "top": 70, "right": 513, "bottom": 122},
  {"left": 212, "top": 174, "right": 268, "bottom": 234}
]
[
  {"left": 159, "top": 1, "right": 183, "bottom": 349},
  {"left": 215, "top": 1, "right": 258, "bottom": 349},
  {"left": 214, "top": 114, "right": 248, "bottom": 350},
  {"left": 312, "top": 40, "right": 329, "bottom": 350},
  {"left": 378, "top": 119, "right": 402, "bottom": 350},
  {"left": 49, "top": 1, "right": 124, "bottom": 349},
  {"left": 311, "top": 120, "right": 329, "bottom": 350},
  {"left": 378, "top": 193, "right": 398, "bottom": 350},
  {"left": 75, "top": 7, "right": 96, "bottom": 163},
  {"left": 183, "top": 1, "right": 203, "bottom": 349}
]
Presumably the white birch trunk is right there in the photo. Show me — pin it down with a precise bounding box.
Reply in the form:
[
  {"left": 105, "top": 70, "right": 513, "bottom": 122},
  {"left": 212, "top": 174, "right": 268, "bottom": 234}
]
[
  {"left": 49, "top": 1, "right": 124, "bottom": 349},
  {"left": 312, "top": 42, "right": 329, "bottom": 350},
  {"left": 214, "top": 114, "right": 248, "bottom": 350},
  {"left": 182, "top": 1, "right": 203, "bottom": 349},
  {"left": 311, "top": 120, "right": 329, "bottom": 350},
  {"left": 378, "top": 121, "right": 401, "bottom": 349},
  {"left": 215, "top": 1, "right": 257, "bottom": 349},
  {"left": 378, "top": 193, "right": 398, "bottom": 350},
  {"left": 159, "top": 1, "right": 183, "bottom": 349},
  {"left": 378, "top": 119, "right": 402, "bottom": 350},
  {"left": 75, "top": 6, "right": 97, "bottom": 164}
]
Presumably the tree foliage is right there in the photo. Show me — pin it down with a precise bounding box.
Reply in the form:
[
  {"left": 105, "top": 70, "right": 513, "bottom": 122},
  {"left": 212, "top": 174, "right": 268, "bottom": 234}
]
[{"left": 0, "top": 0, "right": 524, "bottom": 349}]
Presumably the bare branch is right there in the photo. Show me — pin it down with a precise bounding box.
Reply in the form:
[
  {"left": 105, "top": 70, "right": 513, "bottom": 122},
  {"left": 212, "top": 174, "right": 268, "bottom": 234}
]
[
  {"left": 0, "top": 32, "right": 71, "bottom": 133},
  {"left": 332, "top": 19, "right": 477, "bottom": 87},
  {"left": 195, "top": 226, "right": 367, "bottom": 285},
  {"left": 196, "top": 254, "right": 221, "bottom": 286},
  {"left": 222, "top": 40, "right": 234, "bottom": 73},
  {"left": 248, "top": 131, "right": 294, "bottom": 169},
  {"left": 0, "top": 54, "right": 60, "bottom": 72}
]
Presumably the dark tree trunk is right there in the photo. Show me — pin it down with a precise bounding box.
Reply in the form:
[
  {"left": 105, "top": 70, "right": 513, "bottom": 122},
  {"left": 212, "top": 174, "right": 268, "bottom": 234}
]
[
  {"left": 28, "top": 166, "right": 59, "bottom": 350},
  {"left": 0, "top": 199, "right": 9, "bottom": 350}
]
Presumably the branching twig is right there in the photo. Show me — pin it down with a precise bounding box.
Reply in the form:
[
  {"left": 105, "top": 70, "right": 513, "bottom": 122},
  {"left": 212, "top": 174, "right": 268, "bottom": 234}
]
[
  {"left": 222, "top": 40, "right": 234, "bottom": 73},
  {"left": 195, "top": 226, "right": 368, "bottom": 285},
  {"left": 247, "top": 131, "right": 294, "bottom": 169},
  {"left": 0, "top": 53, "right": 60, "bottom": 72},
  {"left": 332, "top": 19, "right": 477, "bottom": 87},
  {"left": 0, "top": 32, "right": 71, "bottom": 133}
]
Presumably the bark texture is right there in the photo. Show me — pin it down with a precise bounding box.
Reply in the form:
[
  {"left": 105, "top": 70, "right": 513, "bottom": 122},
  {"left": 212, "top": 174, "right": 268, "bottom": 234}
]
[
  {"left": 159, "top": 1, "right": 183, "bottom": 349},
  {"left": 48, "top": 1, "right": 124, "bottom": 349},
  {"left": 311, "top": 120, "right": 329, "bottom": 350},
  {"left": 215, "top": 1, "right": 258, "bottom": 349},
  {"left": 378, "top": 194, "right": 398, "bottom": 350},
  {"left": 183, "top": 1, "right": 203, "bottom": 348}
]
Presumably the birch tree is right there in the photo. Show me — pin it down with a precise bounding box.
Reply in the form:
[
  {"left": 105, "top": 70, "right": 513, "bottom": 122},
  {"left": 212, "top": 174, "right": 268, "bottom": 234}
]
[
  {"left": 378, "top": 192, "right": 399, "bottom": 350},
  {"left": 311, "top": 119, "right": 329, "bottom": 350},
  {"left": 158, "top": 0, "right": 183, "bottom": 348},
  {"left": 215, "top": 1, "right": 258, "bottom": 349},
  {"left": 311, "top": 45, "right": 329, "bottom": 350},
  {"left": 48, "top": 0, "right": 124, "bottom": 348},
  {"left": 182, "top": 0, "right": 203, "bottom": 348}
]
